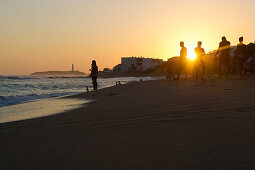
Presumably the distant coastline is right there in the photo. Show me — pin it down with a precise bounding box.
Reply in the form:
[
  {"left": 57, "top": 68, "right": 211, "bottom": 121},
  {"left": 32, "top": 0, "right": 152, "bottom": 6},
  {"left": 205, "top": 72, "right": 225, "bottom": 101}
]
[
  {"left": 31, "top": 71, "right": 87, "bottom": 76},
  {"left": 30, "top": 70, "right": 163, "bottom": 78}
]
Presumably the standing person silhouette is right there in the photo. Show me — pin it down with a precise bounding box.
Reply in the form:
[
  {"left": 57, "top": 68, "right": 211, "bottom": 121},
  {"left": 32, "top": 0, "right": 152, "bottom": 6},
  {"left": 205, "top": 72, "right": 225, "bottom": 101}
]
[
  {"left": 244, "top": 42, "right": 255, "bottom": 75},
  {"left": 216, "top": 36, "right": 231, "bottom": 79},
  {"left": 176, "top": 41, "right": 188, "bottom": 80},
  {"left": 235, "top": 37, "right": 246, "bottom": 77},
  {"left": 194, "top": 41, "right": 205, "bottom": 80},
  {"left": 90, "top": 60, "right": 98, "bottom": 90}
]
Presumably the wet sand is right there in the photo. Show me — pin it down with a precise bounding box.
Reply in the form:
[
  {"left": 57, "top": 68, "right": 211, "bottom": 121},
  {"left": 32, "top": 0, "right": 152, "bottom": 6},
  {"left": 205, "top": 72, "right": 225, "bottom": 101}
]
[
  {"left": 1, "top": 77, "right": 255, "bottom": 169},
  {"left": 0, "top": 98, "right": 89, "bottom": 123}
]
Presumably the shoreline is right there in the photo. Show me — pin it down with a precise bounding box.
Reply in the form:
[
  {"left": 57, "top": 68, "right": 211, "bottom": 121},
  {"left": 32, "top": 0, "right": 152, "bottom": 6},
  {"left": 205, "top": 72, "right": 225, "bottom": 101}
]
[
  {"left": 1, "top": 76, "right": 160, "bottom": 108},
  {"left": 0, "top": 77, "right": 161, "bottom": 124},
  {"left": 0, "top": 97, "right": 91, "bottom": 124},
  {"left": 1, "top": 77, "right": 255, "bottom": 169}
]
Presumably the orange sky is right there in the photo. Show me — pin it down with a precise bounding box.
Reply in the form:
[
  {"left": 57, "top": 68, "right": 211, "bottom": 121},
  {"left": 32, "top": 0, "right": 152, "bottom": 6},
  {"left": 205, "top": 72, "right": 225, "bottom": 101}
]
[{"left": 0, "top": 0, "right": 255, "bottom": 75}]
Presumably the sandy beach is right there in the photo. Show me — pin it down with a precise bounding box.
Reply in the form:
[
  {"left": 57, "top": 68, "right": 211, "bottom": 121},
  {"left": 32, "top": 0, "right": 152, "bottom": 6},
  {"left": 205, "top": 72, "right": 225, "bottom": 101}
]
[{"left": 1, "top": 77, "right": 255, "bottom": 169}]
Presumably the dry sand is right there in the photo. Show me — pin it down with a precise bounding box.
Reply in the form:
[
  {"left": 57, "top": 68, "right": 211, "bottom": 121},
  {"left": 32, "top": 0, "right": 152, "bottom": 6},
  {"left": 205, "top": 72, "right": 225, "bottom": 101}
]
[{"left": 1, "top": 76, "right": 255, "bottom": 169}]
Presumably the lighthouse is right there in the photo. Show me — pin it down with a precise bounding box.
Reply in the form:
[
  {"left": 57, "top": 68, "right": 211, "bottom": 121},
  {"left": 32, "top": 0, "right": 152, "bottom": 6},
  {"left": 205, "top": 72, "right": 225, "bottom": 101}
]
[{"left": 72, "top": 64, "right": 74, "bottom": 72}]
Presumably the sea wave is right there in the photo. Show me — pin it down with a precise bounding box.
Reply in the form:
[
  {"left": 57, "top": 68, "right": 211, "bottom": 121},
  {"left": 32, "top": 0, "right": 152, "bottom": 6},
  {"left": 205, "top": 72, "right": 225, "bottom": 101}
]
[
  {"left": 0, "top": 76, "right": 39, "bottom": 80},
  {"left": 0, "top": 76, "right": 160, "bottom": 108},
  {"left": 0, "top": 92, "right": 77, "bottom": 107},
  {"left": 0, "top": 76, "right": 88, "bottom": 80}
]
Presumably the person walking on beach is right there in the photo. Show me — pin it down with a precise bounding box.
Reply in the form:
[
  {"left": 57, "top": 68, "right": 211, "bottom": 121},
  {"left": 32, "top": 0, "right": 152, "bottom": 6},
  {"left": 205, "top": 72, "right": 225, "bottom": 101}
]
[
  {"left": 235, "top": 37, "right": 246, "bottom": 77},
  {"left": 90, "top": 60, "right": 98, "bottom": 90},
  {"left": 176, "top": 41, "right": 188, "bottom": 80},
  {"left": 215, "top": 36, "right": 231, "bottom": 79},
  {"left": 194, "top": 41, "right": 205, "bottom": 80}
]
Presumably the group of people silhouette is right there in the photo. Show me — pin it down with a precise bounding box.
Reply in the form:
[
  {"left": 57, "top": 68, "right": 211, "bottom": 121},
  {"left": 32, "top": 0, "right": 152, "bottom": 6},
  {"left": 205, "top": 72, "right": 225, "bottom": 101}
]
[
  {"left": 177, "top": 36, "right": 254, "bottom": 80},
  {"left": 89, "top": 36, "right": 254, "bottom": 91},
  {"left": 177, "top": 41, "right": 206, "bottom": 80}
]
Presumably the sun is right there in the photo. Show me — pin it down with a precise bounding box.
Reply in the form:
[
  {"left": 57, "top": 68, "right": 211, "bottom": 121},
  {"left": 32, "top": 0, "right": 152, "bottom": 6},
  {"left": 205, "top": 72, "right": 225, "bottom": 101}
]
[
  {"left": 186, "top": 45, "right": 197, "bottom": 61},
  {"left": 187, "top": 51, "right": 196, "bottom": 61}
]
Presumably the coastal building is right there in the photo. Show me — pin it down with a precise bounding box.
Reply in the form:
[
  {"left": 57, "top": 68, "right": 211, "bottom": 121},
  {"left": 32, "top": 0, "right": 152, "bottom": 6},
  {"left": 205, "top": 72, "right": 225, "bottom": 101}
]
[{"left": 114, "top": 57, "right": 163, "bottom": 73}]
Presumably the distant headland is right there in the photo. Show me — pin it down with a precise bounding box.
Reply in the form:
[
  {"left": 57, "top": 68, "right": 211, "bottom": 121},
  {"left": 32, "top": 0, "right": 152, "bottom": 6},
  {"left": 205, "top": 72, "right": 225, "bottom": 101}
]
[
  {"left": 31, "top": 64, "right": 87, "bottom": 76},
  {"left": 31, "top": 70, "right": 86, "bottom": 76}
]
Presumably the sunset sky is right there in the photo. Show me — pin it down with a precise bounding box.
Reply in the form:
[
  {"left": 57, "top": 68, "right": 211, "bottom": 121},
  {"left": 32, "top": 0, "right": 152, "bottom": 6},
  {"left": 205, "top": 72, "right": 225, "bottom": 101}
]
[{"left": 1, "top": 0, "right": 255, "bottom": 75}]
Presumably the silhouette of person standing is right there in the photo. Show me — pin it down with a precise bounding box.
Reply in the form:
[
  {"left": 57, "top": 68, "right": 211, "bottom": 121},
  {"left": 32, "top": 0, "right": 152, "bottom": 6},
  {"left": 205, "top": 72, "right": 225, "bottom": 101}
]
[
  {"left": 216, "top": 36, "right": 231, "bottom": 79},
  {"left": 90, "top": 60, "right": 98, "bottom": 90},
  {"left": 235, "top": 37, "right": 246, "bottom": 77},
  {"left": 194, "top": 41, "right": 205, "bottom": 80},
  {"left": 244, "top": 42, "right": 255, "bottom": 74},
  {"left": 177, "top": 41, "right": 188, "bottom": 80}
]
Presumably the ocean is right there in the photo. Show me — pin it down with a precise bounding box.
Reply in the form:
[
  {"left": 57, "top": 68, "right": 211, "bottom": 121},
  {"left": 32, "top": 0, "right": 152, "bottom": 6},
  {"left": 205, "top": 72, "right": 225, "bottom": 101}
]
[{"left": 0, "top": 76, "right": 156, "bottom": 108}]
